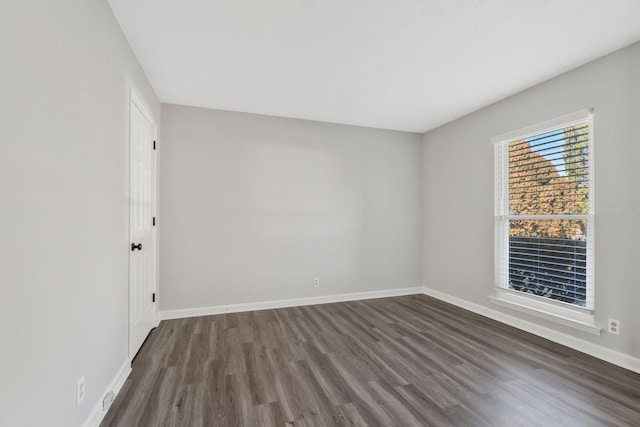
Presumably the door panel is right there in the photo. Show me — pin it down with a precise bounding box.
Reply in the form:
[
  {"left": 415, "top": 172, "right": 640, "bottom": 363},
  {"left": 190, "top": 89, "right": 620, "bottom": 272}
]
[{"left": 129, "top": 96, "right": 156, "bottom": 359}]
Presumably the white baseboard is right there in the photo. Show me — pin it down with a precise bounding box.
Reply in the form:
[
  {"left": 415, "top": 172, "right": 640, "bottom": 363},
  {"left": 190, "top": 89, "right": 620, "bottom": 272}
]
[
  {"left": 82, "top": 358, "right": 132, "bottom": 427},
  {"left": 160, "top": 286, "right": 423, "bottom": 320},
  {"left": 421, "top": 286, "right": 640, "bottom": 375}
]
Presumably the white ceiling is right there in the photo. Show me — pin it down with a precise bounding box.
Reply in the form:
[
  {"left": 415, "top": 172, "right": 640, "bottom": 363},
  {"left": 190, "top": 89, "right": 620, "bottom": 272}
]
[{"left": 107, "top": 0, "right": 640, "bottom": 133}]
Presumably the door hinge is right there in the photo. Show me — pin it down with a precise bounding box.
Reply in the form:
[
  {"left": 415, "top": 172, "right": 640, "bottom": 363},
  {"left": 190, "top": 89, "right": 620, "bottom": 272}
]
[
  {"left": 153, "top": 140, "right": 156, "bottom": 150},
  {"left": 152, "top": 217, "right": 156, "bottom": 226},
  {"left": 152, "top": 293, "right": 156, "bottom": 303}
]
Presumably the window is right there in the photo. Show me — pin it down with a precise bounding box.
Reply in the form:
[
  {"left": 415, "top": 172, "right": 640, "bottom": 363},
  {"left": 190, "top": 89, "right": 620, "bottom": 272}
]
[{"left": 491, "top": 110, "right": 598, "bottom": 334}]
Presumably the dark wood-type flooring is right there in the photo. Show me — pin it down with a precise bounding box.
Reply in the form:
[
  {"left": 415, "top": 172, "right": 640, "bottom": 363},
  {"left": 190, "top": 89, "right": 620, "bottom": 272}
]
[{"left": 101, "top": 294, "right": 640, "bottom": 426}]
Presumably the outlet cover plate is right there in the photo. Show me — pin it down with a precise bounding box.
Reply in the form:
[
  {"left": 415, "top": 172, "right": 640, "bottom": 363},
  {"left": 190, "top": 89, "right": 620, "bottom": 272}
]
[
  {"left": 77, "top": 376, "right": 85, "bottom": 406},
  {"left": 608, "top": 318, "right": 620, "bottom": 335}
]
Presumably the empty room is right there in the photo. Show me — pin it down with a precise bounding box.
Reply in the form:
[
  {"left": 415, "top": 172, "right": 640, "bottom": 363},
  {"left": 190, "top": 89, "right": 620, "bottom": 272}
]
[{"left": 3, "top": 0, "right": 640, "bottom": 426}]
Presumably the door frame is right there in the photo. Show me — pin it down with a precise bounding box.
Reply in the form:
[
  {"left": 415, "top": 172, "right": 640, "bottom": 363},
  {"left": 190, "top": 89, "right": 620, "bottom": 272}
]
[{"left": 128, "top": 88, "right": 159, "bottom": 360}]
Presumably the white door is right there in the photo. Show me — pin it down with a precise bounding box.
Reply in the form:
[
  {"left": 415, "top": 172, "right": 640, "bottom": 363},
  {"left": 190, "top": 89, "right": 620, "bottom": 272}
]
[{"left": 129, "top": 94, "right": 156, "bottom": 359}]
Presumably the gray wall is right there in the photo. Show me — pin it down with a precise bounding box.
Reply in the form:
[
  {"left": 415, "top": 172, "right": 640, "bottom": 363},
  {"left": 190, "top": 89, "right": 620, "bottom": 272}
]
[
  {"left": 160, "top": 104, "right": 423, "bottom": 311},
  {"left": 0, "top": 1, "right": 160, "bottom": 426},
  {"left": 423, "top": 42, "right": 640, "bottom": 357}
]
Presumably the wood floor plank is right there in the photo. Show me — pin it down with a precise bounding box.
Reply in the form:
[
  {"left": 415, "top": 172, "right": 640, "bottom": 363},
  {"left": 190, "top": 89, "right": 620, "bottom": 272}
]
[{"left": 101, "top": 294, "right": 640, "bottom": 427}]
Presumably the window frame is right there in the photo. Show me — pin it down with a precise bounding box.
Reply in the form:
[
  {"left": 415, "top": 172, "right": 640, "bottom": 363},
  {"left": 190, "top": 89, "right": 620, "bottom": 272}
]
[{"left": 490, "top": 109, "right": 599, "bottom": 335}]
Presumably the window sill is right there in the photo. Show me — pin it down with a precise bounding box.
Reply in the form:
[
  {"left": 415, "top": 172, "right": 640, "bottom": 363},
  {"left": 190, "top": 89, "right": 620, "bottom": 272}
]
[{"left": 488, "top": 288, "right": 601, "bottom": 335}]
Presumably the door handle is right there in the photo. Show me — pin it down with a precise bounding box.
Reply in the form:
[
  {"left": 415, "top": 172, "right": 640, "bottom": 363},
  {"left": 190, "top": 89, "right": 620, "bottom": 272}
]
[{"left": 131, "top": 243, "right": 142, "bottom": 251}]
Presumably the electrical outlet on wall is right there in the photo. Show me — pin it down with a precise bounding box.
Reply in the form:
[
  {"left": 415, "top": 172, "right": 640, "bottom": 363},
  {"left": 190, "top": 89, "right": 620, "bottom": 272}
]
[
  {"left": 77, "top": 376, "right": 85, "bottom": 406},
  {"left": 313, "top": 278, "right": 320, "bottom": 287},
  {"left": 608, "top": 318, "right": 621, "bottom": 335}
]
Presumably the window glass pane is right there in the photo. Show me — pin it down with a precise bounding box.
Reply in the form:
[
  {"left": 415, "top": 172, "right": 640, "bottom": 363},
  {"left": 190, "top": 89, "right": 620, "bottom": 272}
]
[
  {"left": 509, "top": 124, "right": 589, "bottom": 216},
  {"left": 509, "top": 220, "right": 587, "bottom": 306}
]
